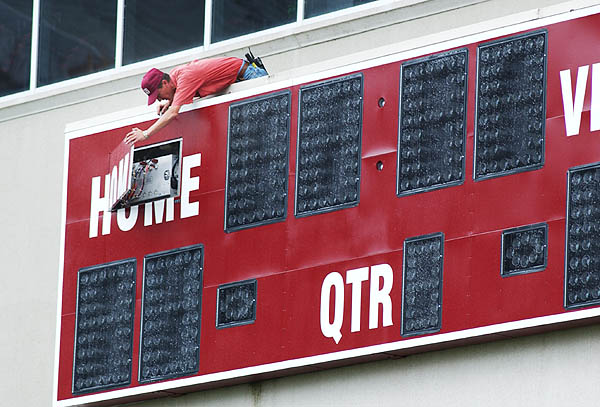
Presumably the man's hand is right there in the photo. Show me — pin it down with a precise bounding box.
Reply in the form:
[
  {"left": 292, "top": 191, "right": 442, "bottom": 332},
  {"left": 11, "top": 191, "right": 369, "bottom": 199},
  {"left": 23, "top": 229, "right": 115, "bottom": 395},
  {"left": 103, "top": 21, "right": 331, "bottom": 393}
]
[
  {"left": 124, "top": 128, "right": 147, "bottom": 145},
  {"left": 123, "top": 104, "right": 180, "bottom": 145},
  {"left": 157, "top": 100, "right": 171, "bottom": 116}
]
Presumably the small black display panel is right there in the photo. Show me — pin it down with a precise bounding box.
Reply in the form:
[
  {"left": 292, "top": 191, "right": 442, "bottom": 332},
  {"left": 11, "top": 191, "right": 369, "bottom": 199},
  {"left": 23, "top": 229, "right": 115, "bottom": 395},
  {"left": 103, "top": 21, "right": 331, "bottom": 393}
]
[
  {"left": 217, "top": 279, "right": 257, "bottom": 328},
  {"left": 501, "top": 223, "right": 547, "bottom": 277}
]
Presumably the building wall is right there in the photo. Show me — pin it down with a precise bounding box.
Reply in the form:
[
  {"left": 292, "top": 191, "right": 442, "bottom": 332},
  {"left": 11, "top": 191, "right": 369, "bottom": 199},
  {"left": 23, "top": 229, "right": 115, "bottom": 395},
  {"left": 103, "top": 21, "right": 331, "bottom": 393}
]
[
  {"left": 1, "top": 0, "right": 598, "bottom": 405},
  {"left": 136, "top": 324, "right": 600, "bottom": 407}
]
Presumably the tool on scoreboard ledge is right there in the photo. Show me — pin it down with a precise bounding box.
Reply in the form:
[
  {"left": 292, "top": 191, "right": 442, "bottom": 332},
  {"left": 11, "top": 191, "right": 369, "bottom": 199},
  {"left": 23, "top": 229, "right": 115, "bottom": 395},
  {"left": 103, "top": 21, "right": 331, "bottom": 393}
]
[{"left": 245, "top": 48, "right": 268, "bottom": 74}]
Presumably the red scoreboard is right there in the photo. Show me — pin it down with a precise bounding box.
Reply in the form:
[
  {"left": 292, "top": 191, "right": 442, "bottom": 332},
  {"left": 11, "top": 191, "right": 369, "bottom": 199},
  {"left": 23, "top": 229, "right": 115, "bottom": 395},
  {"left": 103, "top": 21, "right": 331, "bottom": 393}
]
[{"left": 54, "top": 7, "right": 600, "bottom": 407}]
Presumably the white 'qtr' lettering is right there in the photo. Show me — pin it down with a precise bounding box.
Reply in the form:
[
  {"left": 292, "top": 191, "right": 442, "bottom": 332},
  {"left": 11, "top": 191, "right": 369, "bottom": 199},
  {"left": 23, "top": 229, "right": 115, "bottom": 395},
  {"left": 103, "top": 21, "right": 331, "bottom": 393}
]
[
  {"left": 346, "top": 267, "right": 369, "bottom": 333},
  {"left": 369, "top": 264, "right": 393, "bottom": 330},
  {"left": 320, "top": 264, "right": 395, "bottom": 344},
  {"left": 320, "top": 272, "right": 344, "bottom": 344}
]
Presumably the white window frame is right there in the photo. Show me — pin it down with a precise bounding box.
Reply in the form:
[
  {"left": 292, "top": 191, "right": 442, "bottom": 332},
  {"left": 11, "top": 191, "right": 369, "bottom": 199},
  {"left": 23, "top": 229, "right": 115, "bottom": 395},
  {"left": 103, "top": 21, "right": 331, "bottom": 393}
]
[{"left": 0, "top": 0, "right": 425, "bottom": 108}]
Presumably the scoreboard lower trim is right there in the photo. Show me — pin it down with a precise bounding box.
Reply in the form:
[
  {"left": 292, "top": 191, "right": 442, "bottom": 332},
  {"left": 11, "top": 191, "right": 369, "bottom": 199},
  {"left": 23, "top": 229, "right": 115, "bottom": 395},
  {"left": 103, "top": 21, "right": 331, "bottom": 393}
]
[{"left": 55, "top": 307, "right": 600, "bottom": 407}]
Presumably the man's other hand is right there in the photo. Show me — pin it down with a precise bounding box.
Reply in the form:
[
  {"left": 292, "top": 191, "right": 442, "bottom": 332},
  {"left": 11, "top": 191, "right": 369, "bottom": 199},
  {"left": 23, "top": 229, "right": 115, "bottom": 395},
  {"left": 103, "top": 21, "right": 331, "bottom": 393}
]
[
  {"left": 157, "top": 100, "right": 171, "bottom": 116},
  {"left": 124, "top": 128, "right": 147, "bottom": 145}
]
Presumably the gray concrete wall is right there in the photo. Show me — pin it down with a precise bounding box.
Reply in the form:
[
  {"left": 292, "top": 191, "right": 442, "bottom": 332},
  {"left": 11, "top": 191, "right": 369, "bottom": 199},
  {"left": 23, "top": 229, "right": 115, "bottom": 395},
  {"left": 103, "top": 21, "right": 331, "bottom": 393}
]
[
  {"left": 134, "top": 325, "right": 600, "bottom": 407},
  {"left": 0, "top": 0, "right": 597, "bottom": 406}
]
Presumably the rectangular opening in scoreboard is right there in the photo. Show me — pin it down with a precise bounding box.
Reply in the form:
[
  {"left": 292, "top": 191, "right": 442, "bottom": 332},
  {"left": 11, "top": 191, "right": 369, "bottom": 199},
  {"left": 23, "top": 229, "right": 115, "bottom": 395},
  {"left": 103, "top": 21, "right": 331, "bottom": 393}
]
[
  {"left": 139, "top": 244, "right": 204, "bottom": 383},
  {"left": 401, "top": 233, "right": 444, "bottom": 337},
  {"left": 72, "top": 258, "right": 136, "bottom": 395},
  {"left": 111, "top": 138, "right": 182, "bottom": 211},
  {"left": 474, "top": 30, "right": 547, "bottom": 181},
  {"left": 295, "top": 73, "right": 363, "bottom": 217},
  {"left": 225, "top": 91, "right": 291, "bottom": 232},
  {"left": 397, "top": 49, "right": 467, "bottom": 197},
  {"left": 565, "top": 163, "right": 600, "bottom": 310}
]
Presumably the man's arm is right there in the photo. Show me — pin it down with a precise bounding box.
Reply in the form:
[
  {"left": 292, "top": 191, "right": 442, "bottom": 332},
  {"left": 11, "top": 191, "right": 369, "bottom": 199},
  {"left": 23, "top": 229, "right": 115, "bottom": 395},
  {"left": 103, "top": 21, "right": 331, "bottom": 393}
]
[{"left": 124, "top": 104, "right": 182, "bottom": 145}]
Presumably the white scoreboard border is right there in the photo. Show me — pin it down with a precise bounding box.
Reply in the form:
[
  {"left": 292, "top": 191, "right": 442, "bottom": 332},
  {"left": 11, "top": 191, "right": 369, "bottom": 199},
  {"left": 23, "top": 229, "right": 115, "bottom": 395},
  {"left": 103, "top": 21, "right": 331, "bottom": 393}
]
[{"left": 54, "top": 2, "right": 600, "bottom": 406}]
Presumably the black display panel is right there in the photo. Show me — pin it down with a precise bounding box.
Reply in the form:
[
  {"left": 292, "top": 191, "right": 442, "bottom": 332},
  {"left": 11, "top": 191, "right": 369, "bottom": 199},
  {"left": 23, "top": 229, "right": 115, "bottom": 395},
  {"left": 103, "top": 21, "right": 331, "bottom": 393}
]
[
  {"left": 296, "top": 74, "right": 363, "bottom": 217},
  {"left": 225, "top": 91, "right": 291, "bottom": 232},
  {"left": 139, "top": 245, "right": 203, "bottom": 383},
  {"left": 565, "top": 164, "right": 600, "bottom": 309},
  {"left": 501, "top": 223, "right": 548, "bottom": 277},
  {"left": 474, "top": 30, "right": 547, "bottom": 180},
  {"left": 72, "top": 259, "right": 136, "bottom": 394},
  {"left": 216, "top": 280, "right": 257, "bottom": 328},
  {"left": 402, "top": 233, "right": 444, "bottom": 337},
  {"left": 398, "top": 49, "right": 467, "bottom": 196}
]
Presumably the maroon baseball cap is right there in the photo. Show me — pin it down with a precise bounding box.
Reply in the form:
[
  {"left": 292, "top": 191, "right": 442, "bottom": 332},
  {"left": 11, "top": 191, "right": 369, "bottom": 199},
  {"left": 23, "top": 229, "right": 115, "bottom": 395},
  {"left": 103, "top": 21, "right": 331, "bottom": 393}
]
[{"left": 141, "top": 68, "right": 164, "bottom": 105}]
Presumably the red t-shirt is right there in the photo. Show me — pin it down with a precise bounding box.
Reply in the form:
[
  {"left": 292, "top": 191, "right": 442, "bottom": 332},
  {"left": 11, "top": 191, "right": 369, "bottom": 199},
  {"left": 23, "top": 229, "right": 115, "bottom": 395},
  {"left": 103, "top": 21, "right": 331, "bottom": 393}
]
[{"left": 169, "top": 57, "right": 243, "bottom": 106}]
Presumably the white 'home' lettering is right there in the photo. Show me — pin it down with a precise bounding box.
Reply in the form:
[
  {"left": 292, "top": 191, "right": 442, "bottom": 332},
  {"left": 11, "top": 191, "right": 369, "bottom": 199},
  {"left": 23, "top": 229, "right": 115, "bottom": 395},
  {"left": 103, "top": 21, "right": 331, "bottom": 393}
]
[{"left": 89, "top": 153, "right": 201, "bottom": 238}]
